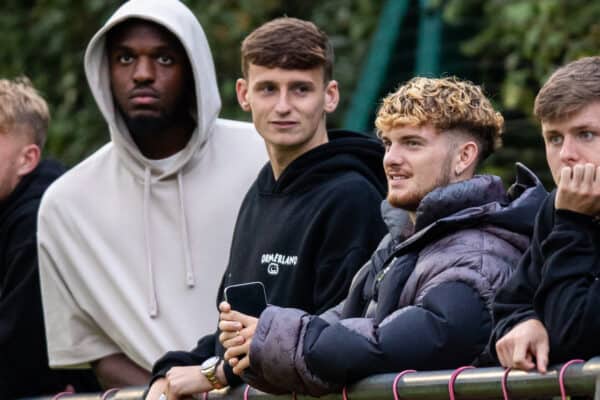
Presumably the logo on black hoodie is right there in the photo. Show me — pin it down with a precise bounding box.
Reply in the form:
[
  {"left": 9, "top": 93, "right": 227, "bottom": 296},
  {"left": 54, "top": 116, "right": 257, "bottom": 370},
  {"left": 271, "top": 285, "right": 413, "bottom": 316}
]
[{"left": 261, "top": 253, "right": 298, "bottom": 276}]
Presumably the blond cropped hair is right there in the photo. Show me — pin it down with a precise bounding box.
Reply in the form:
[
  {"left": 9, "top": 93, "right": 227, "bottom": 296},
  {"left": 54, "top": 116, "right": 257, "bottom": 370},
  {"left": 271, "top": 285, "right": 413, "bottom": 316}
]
[
  {"left": 0, "top": 76, "right": 49, "bottom": 148},
  {"left": 375, "top": 77, "right": 504, "bottom": 162}
]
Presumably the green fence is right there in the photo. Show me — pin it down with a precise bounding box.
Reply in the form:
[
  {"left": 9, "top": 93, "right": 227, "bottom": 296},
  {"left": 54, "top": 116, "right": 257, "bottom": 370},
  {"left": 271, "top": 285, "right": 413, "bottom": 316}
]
[{"left": 22, "top": 357, "right": 600, "bottom": 400}]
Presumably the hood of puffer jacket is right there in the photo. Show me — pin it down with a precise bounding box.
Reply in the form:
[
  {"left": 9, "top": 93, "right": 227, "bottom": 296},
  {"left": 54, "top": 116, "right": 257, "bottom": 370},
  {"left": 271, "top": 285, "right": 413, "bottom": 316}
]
[{"left": 84, "top": 0, "right": 220, "bottom": 180}]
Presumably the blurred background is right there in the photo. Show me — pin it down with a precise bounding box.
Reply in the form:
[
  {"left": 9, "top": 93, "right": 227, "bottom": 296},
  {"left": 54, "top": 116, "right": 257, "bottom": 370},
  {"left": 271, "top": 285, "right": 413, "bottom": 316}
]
[{"left": 2, "top": 0, "right": 599, "bottom": 188}]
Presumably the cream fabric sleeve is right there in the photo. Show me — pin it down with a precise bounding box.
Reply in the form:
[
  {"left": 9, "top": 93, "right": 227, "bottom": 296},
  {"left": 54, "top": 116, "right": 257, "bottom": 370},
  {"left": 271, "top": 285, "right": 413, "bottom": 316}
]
[{"left": 38, "top": 214, "right": 120, "bottom": 368}]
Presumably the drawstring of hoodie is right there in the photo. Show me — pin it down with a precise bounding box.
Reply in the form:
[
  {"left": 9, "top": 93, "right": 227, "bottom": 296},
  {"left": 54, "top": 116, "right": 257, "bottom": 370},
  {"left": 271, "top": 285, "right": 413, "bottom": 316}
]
[
  {"left": 177, "top": 172, "right": 196, "bottom": 287},
  {"left": 143, "top": 167, "right": 159, "bottom": 318},
  {"left": 143, "top": 168, "right": 197, "bottom": 318}
]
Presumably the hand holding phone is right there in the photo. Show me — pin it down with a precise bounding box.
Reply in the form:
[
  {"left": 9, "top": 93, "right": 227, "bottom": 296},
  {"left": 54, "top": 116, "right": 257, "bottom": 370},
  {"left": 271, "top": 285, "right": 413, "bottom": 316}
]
[{"left": 223, "top": 281, "right": 268, "bottom": 318}]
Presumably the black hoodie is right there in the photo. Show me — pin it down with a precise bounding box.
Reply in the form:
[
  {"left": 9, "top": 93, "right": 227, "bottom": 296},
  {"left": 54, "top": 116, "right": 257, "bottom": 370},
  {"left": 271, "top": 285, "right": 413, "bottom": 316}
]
[
  {"left": 492, "top": 190, "right": 600, "bottom": 363},
  {"left": 151, "top": 130, "right": 388, "bottom": 385},
  {"left": 0, "top": 160, "right": 99, "bottom": 399}
]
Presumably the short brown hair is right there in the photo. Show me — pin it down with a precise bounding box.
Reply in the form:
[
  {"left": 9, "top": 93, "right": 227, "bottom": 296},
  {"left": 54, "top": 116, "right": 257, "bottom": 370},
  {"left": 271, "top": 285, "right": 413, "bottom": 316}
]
[
  {"left": 375, "top": 76, "right": 504, "bottom": 163},
  {"left": 241, "top": 17, "right": 333, "bottom": 81},
  {"left": 0, "top": 76, "right": 49, "bottom": 148},
  {"left": 534, "top": 56, "right": 600, "bottom": 122}
]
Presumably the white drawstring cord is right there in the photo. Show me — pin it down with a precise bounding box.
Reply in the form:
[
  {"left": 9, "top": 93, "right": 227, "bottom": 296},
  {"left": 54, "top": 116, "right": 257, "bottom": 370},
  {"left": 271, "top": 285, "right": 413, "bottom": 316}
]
[
  {"left": 177, "top": 172, "right": 196, "bottom": 287},
  {"left": 144, "top": 167, "right": 159, "bottom": 318}
]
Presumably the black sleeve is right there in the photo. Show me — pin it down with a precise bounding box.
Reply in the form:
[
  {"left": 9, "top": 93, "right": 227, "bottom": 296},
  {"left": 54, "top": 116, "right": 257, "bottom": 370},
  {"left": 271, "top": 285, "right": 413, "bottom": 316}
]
[
  {"left": 491, "top": 246, "right": 540, "bottom": 350},
  {"left": 490, "top": 194, "right": 554, "bottom": 356},
  {"left": 532, "top": 209, "right": 600, "bottom": 361},
  {"left": 304, "top": 281, "right": 490, "bottom": 384},
  {"left": 0, "top": 212, "right": 49, "bottom": 386},
  {"left": 0, "top": 217, "right": 45, "bottom": 367},
  {"left": 150, "top": 331, "right": 217, "bottom": 384},
  {"left": 0, "top": 211, "right": 99, "bottom": 396},
  {"left": 150, "top": 329, "right": 243, "bottom": 388}
]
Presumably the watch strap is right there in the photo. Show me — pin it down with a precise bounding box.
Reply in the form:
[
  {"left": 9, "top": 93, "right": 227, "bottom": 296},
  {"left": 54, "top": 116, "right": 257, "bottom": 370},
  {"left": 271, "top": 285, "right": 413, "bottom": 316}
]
[{"left": 201, "top": 360, "right": 224, "bottom": 390}]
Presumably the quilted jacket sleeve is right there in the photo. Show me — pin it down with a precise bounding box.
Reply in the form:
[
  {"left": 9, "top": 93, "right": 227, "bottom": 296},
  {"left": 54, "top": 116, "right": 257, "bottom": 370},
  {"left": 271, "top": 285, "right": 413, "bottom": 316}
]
[{"left": 247, "top": 282, "right": 489, "bottom": 396}]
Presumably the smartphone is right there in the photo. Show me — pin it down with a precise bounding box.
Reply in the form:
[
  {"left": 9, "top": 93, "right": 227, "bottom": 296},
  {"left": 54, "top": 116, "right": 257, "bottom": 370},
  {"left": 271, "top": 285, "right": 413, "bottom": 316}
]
[{"left": 223, "top": 281, "right": 268, "bottom": 318}]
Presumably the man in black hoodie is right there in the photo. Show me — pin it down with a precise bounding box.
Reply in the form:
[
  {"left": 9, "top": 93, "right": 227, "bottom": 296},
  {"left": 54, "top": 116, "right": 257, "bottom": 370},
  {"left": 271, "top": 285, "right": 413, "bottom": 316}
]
[
  {"left": 493, "top": 56, "right": 600, "bottom": 373},
  {"left": 145, "top": 17, "right": 387, "bottom": 400},
  {"left": 0, "top": 77, "right": 98, "bottom": 398}
]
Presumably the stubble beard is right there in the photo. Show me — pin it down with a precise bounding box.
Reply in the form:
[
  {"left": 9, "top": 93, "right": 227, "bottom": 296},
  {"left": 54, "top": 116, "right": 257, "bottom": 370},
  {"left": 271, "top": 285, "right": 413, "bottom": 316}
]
[
  {"left": 117, "top": 100, "right": 175, "bottom": 138},
  {"left": 387, "top": 154, "right": 454, "bottom": 211},
  {"left": 120, "top": 108, "right": 172, "bottom": 139},
  {"left": 116, "top": 92, "right": 194, "bottom": 139}
]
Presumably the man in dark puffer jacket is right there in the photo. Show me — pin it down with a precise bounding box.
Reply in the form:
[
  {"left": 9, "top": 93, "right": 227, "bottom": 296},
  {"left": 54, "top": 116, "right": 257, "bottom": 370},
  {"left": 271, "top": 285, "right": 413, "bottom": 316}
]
[
  {"left": 217, "top": 77, "right": 547, "bottom": 396},
  {"left": 0, "top": 77, "right": 99, "bottom": 399}
]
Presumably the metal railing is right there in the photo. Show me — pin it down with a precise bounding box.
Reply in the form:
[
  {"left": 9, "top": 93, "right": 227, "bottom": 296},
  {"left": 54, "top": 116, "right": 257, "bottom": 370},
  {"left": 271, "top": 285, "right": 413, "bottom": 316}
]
[{"left": 25, "top": 357, "right": 600, "bottom": 400}]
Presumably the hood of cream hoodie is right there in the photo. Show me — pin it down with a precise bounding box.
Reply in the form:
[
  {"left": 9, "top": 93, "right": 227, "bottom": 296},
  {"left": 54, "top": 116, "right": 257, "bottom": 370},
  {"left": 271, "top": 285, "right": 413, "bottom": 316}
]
[
  {"left": 38, "top": 0, "right": 266, "bottom": 370},
  {"left": 85, "top": 0, "right": 220, "bottom": 178}
]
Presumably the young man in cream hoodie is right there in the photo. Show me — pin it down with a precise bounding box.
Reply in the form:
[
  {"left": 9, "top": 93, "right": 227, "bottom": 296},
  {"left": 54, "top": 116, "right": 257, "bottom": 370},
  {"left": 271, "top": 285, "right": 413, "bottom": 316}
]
[{"left": 38, "top": 0, "right": 266, "bottom": 388}]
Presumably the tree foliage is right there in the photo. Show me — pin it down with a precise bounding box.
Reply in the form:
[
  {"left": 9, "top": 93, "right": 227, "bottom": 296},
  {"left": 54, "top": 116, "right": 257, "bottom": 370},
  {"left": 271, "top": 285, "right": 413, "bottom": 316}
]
[
  {"left": 1, "top": 0, "right": 382, "bottom": 166},
  {"left": 4, "top": 0, "right": 599, "bottom": 182},
  {"left": 443, "top": 0, "right": 600, "bottom": 186},
  {"left": 444, "top": 0, "right": 600, "bottom": 117}
]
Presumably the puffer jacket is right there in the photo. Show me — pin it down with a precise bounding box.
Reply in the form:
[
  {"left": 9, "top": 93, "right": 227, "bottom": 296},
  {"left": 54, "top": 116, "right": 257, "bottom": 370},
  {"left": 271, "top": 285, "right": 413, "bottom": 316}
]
[{"left": 244, "top": 164, "right": 547, "bottom": 396}]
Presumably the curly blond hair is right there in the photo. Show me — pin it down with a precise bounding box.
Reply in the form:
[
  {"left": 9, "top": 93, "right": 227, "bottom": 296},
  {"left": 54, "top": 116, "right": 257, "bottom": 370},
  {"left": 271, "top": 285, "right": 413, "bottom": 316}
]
[
  {"left": 0, "top": 76, "right": 49, "bottom": 148},
  {"left": 375, "top": 77, "right": 504, "bottom": 162}
]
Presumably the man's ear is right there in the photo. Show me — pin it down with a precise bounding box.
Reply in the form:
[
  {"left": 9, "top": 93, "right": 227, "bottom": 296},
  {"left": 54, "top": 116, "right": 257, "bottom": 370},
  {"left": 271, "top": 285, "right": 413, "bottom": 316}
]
[
  {"left": 453, "top": 140, "right": 479, "bottom": 178},
  {"left": 323, "top": 80, "right": 339, "bottom": 114},
  {"left": 17, "top": 143, "right": 41, "bottom": 178},
  {"left": 236, "top": 78, "right": 251, "bottom": 112}
]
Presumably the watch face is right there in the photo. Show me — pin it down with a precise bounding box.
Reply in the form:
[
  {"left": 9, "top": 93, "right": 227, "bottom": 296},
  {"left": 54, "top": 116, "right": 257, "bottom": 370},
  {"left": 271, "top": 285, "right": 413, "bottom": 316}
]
[{"left": 201, "top": 356, "right": 220, "bottom": 370}]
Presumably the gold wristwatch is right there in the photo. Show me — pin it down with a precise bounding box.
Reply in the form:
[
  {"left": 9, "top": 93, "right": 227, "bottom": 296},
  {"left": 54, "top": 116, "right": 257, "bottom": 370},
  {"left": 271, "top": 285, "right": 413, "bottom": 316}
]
[{"left": 200, "top": 356, "right": 224, "bottom": 389}]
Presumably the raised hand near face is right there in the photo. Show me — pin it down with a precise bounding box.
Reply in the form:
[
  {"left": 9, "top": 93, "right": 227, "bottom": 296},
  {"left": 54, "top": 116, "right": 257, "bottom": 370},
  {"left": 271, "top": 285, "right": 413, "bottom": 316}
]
[{"left": 555, "top": 163, "right": 600, "bottom": 216}]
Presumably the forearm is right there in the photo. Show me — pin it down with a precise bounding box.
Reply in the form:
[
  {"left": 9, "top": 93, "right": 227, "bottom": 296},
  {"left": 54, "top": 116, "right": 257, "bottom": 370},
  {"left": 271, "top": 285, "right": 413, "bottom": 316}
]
[
  {"left": 151, "top": 330, "right": 221, "bottom": 387},
  {"left": 492, "top": 220, "right": 547, "bottom": 353},
  {"left": 491, "top": 305, "right": 538, "bottom": 354},
  {"left": 493, "top": 277, "right": 538, "bottom": 337},
  {"left": 93, "top": 353, "right": 150, "bottom": 388}
]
